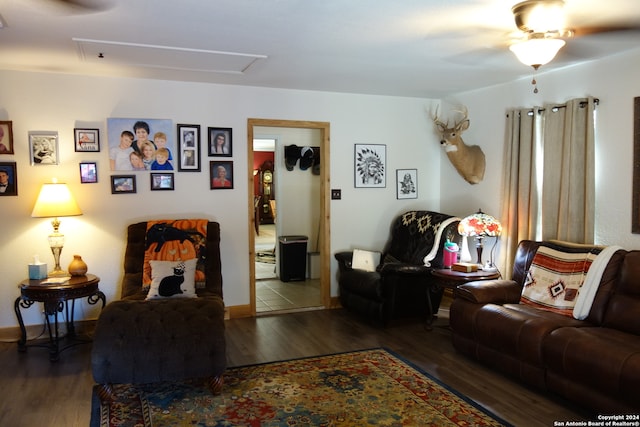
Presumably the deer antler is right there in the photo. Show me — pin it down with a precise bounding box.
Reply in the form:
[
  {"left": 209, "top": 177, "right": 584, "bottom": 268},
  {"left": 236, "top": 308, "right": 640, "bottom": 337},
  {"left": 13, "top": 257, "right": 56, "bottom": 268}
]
[
  {"left": 432, "top": 105, "right": 448, "bottom": 128},
  {"left": 452, "top": 106, "right": 469, "bottom": 131}
]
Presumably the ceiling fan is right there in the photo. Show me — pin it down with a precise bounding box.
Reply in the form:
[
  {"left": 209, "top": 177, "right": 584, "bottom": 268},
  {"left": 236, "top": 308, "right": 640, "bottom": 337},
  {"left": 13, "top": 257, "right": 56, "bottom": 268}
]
[{"left": 40, "top": 0, "right": 115, "bottom": 14}]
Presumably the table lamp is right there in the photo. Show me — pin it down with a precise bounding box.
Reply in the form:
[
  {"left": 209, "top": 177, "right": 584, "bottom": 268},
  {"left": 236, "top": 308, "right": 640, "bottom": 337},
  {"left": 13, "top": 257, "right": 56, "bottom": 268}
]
[
  {"left": 458, "top": 209, "right": 502, "bottom": 269},
  {"left": 31, "top": 180, "right": 82, "bottom": 277}
]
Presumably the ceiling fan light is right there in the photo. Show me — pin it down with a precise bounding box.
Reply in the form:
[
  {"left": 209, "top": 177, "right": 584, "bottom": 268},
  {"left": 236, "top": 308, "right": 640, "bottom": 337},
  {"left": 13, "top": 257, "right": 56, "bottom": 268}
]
[{"left": 509, "top": 38, "right": 566, "bottom": 67}]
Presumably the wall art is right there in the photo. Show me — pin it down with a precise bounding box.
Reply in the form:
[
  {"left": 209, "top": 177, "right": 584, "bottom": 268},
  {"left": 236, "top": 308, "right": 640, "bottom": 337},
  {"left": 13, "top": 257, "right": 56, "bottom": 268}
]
[
  {"left": 74, "top": 128, "right": 100, "bottom": 152},
  {"left": 0, "top": 161, "right": 17, "bottom": 196},
  {"left": 208, "top": 127, "right": 232, "bottom": 157},
  {"left": 0, "top": 121, "right": 14, "bottom": 155},
  {"left": 151, "top": 172, "right": 174, "bottom": 191},
  {"left": 29, "top": 131, "right": 59, "bottom": 165},
  {"left": 79, "top": 162, "right": 98, "bottom": 184},
  {"left": 107, "top": 118, "right": 174, "bottom": 171},
  {"left": 111, "top": 175, "right": 136, "bottom": 194},
  {"left": 210, "top": 160, "right": 233, "bottom": 189},
  {"left": 396, "top": 169, "right": 417, "bottom": 199},
  {"left": 354, "top": 144, "right": 386, "bottom": 188},
  {"left": 177, "top": 124, "right": 201, "bottom": 171}
]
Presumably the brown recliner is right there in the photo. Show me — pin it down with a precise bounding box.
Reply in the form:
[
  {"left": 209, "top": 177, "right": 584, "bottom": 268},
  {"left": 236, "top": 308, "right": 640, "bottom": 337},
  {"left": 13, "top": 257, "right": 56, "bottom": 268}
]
[{"left": 91, "top": 221, "right": 226, "bottom": 399}]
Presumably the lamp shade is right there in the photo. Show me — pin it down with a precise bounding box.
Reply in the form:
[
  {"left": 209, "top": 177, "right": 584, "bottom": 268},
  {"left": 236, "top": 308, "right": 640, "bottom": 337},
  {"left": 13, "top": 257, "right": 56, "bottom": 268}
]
[
  {"left": 458, "top": 210, "right": 502, "bottom": 237},
  {"left": 31, "top": 182, "right": 82, "bottom": 218},
  {"left": 509, "top": 37, "right": 566, "bottom": 67}
]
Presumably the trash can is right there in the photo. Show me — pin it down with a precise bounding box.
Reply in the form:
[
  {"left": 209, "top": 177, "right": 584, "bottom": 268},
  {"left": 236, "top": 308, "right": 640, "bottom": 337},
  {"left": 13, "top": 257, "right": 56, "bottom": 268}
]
[{"left": 279, "top": 235, "right": 308, "bottom": 282}]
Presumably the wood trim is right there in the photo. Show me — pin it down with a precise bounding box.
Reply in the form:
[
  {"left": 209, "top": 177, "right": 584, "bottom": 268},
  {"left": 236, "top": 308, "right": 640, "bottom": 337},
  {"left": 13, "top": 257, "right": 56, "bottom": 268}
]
[
  {"left": 247, "top": 119, "right": 331, "bottom": 315},
  {"left": 633, "top": 97, "right": 640, "bottom": 233}
]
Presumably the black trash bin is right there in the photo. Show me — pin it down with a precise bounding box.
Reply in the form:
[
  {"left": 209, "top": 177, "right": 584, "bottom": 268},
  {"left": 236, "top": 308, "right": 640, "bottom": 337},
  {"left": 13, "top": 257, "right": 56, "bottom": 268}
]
[{"left": 279, "top": 235, "right": 308, "bottom": 282}]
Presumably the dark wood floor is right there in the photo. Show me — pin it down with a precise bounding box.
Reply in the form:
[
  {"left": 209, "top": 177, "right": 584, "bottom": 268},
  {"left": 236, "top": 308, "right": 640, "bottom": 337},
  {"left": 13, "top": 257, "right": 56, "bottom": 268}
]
[{"left": 0, "top": 308, "right": 590, "bottom": 427}]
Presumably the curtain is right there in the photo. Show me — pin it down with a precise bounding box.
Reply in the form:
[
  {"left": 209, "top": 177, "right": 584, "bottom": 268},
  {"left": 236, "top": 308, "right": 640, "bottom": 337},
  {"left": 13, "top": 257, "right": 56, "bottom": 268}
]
[{"left": 499, "top": 97, "right": 596, "bottom": 279}]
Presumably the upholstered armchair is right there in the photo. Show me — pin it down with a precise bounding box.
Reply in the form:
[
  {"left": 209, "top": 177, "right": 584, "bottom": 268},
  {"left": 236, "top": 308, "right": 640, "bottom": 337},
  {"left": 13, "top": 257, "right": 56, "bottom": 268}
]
[
  {"left": 335, "top": 211, "right": 460, "bottom": 326},
  {"left": 91, "top": 220, "right": 226, "bottom": 400}
]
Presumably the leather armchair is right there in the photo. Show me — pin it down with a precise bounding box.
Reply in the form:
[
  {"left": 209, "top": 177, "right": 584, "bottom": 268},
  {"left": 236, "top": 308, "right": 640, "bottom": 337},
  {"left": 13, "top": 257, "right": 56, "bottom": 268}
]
[{"left": 335, "top": 210, "right": 460, "bottom": 326}]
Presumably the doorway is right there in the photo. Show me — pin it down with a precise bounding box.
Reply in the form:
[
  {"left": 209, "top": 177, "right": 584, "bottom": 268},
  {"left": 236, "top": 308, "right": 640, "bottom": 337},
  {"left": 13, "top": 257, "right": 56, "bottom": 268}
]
[{"left": 247, "top": 119, "right": 331, "bottom": 316}]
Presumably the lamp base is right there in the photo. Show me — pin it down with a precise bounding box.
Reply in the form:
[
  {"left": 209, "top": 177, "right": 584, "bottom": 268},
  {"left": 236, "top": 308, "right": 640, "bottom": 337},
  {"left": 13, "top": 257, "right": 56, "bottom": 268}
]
[{"left": 48, "top": 267, "right": 69, "bottom": 278}]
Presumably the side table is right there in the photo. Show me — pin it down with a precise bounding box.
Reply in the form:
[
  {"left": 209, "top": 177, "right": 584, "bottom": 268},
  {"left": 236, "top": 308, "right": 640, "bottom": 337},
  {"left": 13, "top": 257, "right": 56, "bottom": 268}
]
[
  {"left": 427, "top": 268, "right": 501, "bottom": 326},
  {"left": 14, "top": 274, "right": 105, "bottom": 361}
]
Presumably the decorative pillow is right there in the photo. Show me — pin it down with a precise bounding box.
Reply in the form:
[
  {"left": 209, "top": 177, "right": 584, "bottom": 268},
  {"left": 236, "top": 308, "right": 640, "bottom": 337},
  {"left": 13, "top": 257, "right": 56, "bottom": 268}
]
[
  {"left": 146, "top": 258, "right": 198, "bottom": 300},
  {"left": 352, "top": 249, "right": 381, "bottom": 272},
  {"left": 520, "top": 246, "right": 597, "bottom": 317}
]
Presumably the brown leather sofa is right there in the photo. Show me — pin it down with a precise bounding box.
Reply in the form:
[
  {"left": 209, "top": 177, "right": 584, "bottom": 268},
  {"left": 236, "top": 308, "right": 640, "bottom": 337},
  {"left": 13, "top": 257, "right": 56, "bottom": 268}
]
[{"left": 450, "top": 240, "right": 640, "bottom": 414}]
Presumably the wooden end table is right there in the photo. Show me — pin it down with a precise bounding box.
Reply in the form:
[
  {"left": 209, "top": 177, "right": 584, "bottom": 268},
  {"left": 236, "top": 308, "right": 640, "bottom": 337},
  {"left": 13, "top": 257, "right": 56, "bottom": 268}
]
[
  {"left": 14, "top": 274, "right": 105, "bottom": 361},
  {"left": 427, "top": 268, "right": 501, "bottom": 327}
]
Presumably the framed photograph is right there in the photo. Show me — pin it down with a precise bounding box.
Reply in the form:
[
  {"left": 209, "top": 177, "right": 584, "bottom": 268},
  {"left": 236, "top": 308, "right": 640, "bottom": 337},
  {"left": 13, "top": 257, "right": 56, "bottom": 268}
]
[
  {"left": 151, "top": 172, "right": 174, "bottom": 191},
  {"left": 110, "top": 175, "right": 136, "bottom": 194},
  {"left": 396, "top": 169, "right": 417, "bottom": 199},
  {"left": 177, "top": 124, "right": 201, "bottom": 171},
  {"left": 355, "top": 144, "right": 386, "bottom": 188},
  {"left": 79, "top": 162, "right": 98, "bottom": 184},
  {"left": 29, "top": 131, "right": 59, "bottom": 165},
  {"left": 0, "top": 121, "right": 14, "bottom": 155},
  {"left": 74, "top": 128, "right": 100, "bottom": 152},
  {"left": 107, "top": 118, "right": 174, "bottom": 171},
  {"left": 210, "top": 160, "right": 233, "bottom": 189},
  {"left": 208, "top": 127, "right": 232, "bottom": 157},
  {"left": 0, "top": 161, "right": 18, "bottom": 196}
]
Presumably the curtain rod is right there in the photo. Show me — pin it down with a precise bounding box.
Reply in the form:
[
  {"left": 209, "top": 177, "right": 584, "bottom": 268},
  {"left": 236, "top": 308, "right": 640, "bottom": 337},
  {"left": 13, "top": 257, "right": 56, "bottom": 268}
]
[{"left": 507, "top": 98, "right": 599, "bottom": 117}]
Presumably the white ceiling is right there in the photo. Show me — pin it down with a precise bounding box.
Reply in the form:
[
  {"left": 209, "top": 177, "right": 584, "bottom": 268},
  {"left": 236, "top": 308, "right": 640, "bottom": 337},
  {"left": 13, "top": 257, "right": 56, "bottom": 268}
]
[{"left": 1, "top": 0, "right": 639, "bottom": 98}]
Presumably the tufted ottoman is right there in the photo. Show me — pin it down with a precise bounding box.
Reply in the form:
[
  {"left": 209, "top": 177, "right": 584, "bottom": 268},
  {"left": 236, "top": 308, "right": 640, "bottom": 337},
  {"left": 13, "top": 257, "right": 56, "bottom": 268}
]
[{"left": 91, "top": 220, "right": 226, "bottom": 400}]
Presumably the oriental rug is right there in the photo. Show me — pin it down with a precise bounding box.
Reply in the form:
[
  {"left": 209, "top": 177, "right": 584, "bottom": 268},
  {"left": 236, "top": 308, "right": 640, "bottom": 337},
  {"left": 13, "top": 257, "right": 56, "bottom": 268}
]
[{"left": 91, "top": 348, "right": 511, "bottom": 427}]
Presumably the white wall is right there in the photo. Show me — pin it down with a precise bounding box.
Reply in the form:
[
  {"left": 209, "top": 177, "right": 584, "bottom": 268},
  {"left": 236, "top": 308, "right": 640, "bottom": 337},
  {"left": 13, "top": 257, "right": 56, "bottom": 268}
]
[
  {"left": 441, "top": 48, "right": 640, "bottom": 267},
  {"left": 0, "top": 70, "right": 442, "bottom": 330}
]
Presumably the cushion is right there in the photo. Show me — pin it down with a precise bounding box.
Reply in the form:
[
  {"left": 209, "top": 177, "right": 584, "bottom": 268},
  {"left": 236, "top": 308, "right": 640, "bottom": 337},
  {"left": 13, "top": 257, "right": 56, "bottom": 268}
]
[
  {"left": 352, "top": 249, "right": 381, "bottom": 272},
  {"left": 520, "top": 246, "right": 597, "bottom": 317},
  {"left": 146, "top": 258, "right": 197, "bottom": 300}
]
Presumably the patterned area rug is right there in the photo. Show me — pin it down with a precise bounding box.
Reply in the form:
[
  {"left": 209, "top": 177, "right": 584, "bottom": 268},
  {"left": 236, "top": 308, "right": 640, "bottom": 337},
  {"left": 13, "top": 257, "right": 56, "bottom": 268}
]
[
  {"left": 91, "top": 348, "right": 511, "bottom": 427},
  {"left": 256, "top": 251, "right": 276, "bottom": 264}
]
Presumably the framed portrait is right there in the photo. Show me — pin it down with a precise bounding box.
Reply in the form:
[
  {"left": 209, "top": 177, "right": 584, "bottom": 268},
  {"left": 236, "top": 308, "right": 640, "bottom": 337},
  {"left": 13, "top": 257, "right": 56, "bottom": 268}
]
[
  {"left": 354, "top": 144, "right": 386, "bottom": 188},
  {"left": 107, "top": 118, "right": 174, "bottom": 171},
  {"left": 110, "top": 175, "right": 136, "bottom": 194},
  {"left": 0, "top": 121, "right": 14, "bottom": 155},
  {"left": 210, "top": 160, "right": 233, "bottom": 189},
  {"left": 79, "top": 162, "right": 98, "bottom": 184},
  {"left": 29, "top": 131, "right": 59, "bottom": 165},
  {"left": 396, "top": 169, "right": 417, "bottom": 199},
  {"left": 208, "top": 127, "right": 232, "bottom": 157},
  {"left": 0, "top": 161, "right": 18, "bottom": 196},
  {"left": 177, "top": 124, "right": 201, "bottom": 171},
  {"left": 74, "top": 128, "right": 100, "bottom": 152},
  {"left": 151, "top": 172, "right": 174, "bottom": 191}
]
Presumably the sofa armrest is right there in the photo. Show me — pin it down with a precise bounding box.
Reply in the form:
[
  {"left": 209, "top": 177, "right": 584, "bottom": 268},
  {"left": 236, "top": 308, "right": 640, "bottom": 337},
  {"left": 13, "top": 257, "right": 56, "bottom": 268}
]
[
  {"left": 454, "top": 279, "right": 522, "bottom": 304},
  {"left": 335, "top": 251, "right": 354, "bottom": 270},
  {"left": 379, "top": 262, "right": 430, "bottom": 276}
]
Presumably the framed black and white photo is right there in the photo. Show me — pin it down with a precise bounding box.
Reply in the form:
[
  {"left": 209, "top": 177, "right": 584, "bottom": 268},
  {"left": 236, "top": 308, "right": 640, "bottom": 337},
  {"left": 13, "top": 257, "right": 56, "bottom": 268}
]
[
  {"left": 208, "top": 127, "right": 232, "bottom": 157},
  {"left": 210, "top": 160, "right": 233, "bottom": 189},
  {"left": 151, "top": 172, "right": 174, "bottom": 191},
  {"left": 177, "top": 124, "right": 201, "bottom": 171},
  {"left": 110, "top": 175, "right": 136, "bottom": 194},
  {"left": 79, "top": 162, "right": 98, "bottom": 184},
  {"left": 396, "top": 169, "right": 417, "bottom": 199},
  {"left": 74, "top": 128, "right": 100, "bottom": 152},
  {"left": 0, "top": 161, "right": 18, "bottom": 196},
  {"left": 355, "top": 144, "right": 386, "bottom": 188},
  {"left": 29, "top": 131, "right": 59, "bottom": 165}
]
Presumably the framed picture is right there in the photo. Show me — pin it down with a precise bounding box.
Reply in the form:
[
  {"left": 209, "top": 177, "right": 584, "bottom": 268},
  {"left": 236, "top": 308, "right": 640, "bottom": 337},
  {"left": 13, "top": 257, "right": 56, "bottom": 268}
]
[
  {"left": 74, "top": 128, "right": 100, "bottom": 152},
  {"left": 0, "top": 121, "right": 14, "bottom": 155},
  {"left": 0, "top": 161, "right": 18, "bottom": 196},
  {"left": 208, "top": 127, "right": 232, "bottom": 157},
  {"left": 110, "top": 175, "right": 136, "bottom": 194},
  {"left": 210, "top": 160, "right": 233, "bottom": 189},
  {"left": 79, "top": 162, "right": 98, "bottom": 184},
  {"left": 177, "top": 124, "right": 201, "bottom": 171},
  {"left": 151, "top": 172, "right": 174, "bottom": 190},
  {"left": 107, "top": 118, "right": 174, "bottom": 171},
  {"left": 396, "top": 169, "right": 417, "bottom": 199},
  {"left": 355, "top": 144, "right": 386, "bottom": 188},
  {"left": 29, "top": 131, "right": 59, "bottom": 165}
]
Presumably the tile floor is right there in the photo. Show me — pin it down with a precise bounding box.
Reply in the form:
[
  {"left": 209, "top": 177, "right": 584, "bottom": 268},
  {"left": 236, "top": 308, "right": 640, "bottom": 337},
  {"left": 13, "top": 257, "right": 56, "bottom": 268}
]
[{"left": 255, "top": 224, "right": 322, "bottom": 314}]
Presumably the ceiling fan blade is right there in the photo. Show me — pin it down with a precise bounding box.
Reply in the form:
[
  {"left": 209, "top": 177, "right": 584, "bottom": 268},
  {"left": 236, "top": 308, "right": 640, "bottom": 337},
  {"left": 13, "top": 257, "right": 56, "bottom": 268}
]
[
  {"left": 38, "top": 0, "right": 115, "bottom": 14},
  {"left": 572, "top": 24, "right": 640, "bottom": 37}
]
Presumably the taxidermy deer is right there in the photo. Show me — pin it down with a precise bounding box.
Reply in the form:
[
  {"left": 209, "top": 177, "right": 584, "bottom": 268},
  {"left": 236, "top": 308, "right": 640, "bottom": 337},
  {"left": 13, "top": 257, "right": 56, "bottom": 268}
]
[{"left": 432, "top": 106, "right": 485, "bottom": 185}]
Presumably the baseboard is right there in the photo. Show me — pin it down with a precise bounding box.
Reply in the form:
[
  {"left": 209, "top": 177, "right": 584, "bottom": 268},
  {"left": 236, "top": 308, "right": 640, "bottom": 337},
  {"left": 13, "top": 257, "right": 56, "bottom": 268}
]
[{"left": 0, "top": 319, "right": 98, "bottom": 343}]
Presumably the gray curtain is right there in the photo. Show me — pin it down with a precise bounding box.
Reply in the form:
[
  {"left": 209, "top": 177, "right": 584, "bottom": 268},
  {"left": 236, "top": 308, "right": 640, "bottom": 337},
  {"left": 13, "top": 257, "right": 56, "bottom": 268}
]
[{"left": 499, "top": 97, "right": 596, "bottom": 278}]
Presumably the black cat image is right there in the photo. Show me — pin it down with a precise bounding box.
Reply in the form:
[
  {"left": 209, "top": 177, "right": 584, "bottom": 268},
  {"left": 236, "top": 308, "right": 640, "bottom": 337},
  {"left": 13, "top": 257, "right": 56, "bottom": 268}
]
[
  {"left": 158, "top": 263, "right": 185, "bottom": 297},
  {"left": 146, "top": 223, "right": 202, "bottom": 252}
]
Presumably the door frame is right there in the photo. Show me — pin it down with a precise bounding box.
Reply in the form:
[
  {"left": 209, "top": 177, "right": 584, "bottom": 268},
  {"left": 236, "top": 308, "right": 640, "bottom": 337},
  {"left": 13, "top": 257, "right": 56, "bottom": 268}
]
[{"left": 247, "top": 118, "right": 331, "bottom": 315}]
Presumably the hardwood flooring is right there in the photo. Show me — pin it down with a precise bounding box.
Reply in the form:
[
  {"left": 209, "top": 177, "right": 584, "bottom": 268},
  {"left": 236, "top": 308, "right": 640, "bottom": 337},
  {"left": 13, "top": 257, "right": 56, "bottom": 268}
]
[{"left": 0, "top": 308, "right": 590, "bottom": 427}]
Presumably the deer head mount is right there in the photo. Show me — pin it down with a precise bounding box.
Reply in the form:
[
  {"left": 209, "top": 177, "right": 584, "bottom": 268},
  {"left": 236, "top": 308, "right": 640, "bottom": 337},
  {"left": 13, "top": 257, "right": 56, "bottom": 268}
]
[{"left": 432, "top": 106, "right": 486, "bottom": 185}]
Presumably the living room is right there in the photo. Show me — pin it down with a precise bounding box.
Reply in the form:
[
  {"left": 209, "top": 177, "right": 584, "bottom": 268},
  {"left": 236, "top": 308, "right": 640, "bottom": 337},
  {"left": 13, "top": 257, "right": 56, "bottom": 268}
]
[{"left": 1, "top": 1, "right": 640, "bottom": 425}]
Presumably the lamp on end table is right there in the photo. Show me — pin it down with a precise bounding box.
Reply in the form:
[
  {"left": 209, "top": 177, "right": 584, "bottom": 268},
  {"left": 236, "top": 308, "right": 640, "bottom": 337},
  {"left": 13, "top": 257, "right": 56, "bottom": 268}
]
[{"left": 458, "top": 209, "right": 502, "bottom": 270}]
